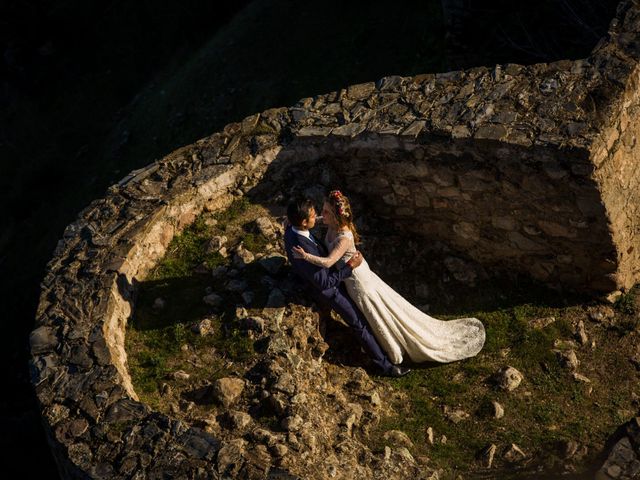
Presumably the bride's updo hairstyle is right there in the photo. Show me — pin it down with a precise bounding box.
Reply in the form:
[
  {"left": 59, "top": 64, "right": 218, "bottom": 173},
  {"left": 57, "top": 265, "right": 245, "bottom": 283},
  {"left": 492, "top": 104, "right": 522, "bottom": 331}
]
[{"left": 327, "top": 190, "right": 361, "bottom": 244}]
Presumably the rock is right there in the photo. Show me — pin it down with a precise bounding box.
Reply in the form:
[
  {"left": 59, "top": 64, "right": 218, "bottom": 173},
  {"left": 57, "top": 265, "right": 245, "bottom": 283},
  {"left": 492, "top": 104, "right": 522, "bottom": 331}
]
[
  {"left": 207, "top": 235, "right": 227, "bottom": 253},
  {"left": 217, "top": 438, "right": 247, "bottom": 476},
  {"left": 243, "top": 316, "right": 265, "bottom": 333},
  {"left": 226, "top": 410, "right": 252, "bottom": 430},
  {"left": 233, "top": 246, "right": 255, "bottom": 269},
  {"left": 575, "top": 320, "right": 589, "bottom": 345},
  {"left": 266, "top": 288, "right": 286, "bottom": 308},
  {"left": 152, "top": 297, "right": 166, "bottom": 310},
  {"left": 563, "top": 439, "right": 580, "bottom": 459},
  {"left": 492, "top": 401, "right": 504, "bottom": 419},
  {"left": 572, "top": 372, "right": 591, "bottom": 383},
  {"left": 281, "top": 415, "right": 303, "bottom": 432},
  {"left": 30, "top": 326, "right": 58, "bottom": 354},
  {"left": 254, "top": 217, "right": 276, "bottom": 238},
  {"left": 271, "top": 443, "right": 288, "bottom": 458},
  {"left": 588, "top": 305, "right": 615, "bottom": 322},
  {"left": 365, "top": 391, "right": 381, "bottom": 407},
  {"left": 554, "top": 338, "right": 578, "bottom": 350},
  {"left": 529, "top": 316, "right": 556, "bottom": 329},
  {"left": 203, "top": 293, "right": 223, "bottom": 307},
  {"left": 426, "top": 426, "right": 435, "bottom": 445},
  {"left": 494, "top": 366, "right": 524, "bottom": 391},
  {"left": 273, "top": 373, "right": 296, "bottom": 395},
  {"left": 226, "top": 279, "right": 248, "bottom": 293},
  {"left": 172, "top": 370, "right": 190, "bottom": 381},
  {"left": 346, "top": 403, "right": 364, "bottom": 426},
  {"left": 244, "top": 444, "right": 272, "bottom": 476},
  {"left": 630, "top": 354, "right": 640, "bottom": 370},
  {"left": 191, "top": 318, "right": 214, "bottom": 336},
  {"left": 384, "top": 446, "right": 392, "bottom": 461},
  {"left": 557, "top": 349, "right": 580, "bottom": 371},
  {"left": 204, "top": 217, "right": 218, "bottom": 227},
  {"left": 479, "top": 444, "right": 497, "bottom": 468},
  {"left": 212, "top": 377, "right": 245, "bottom": 407},
  {"left": 252, "top": 428, "right": 279, "bottom": 446},
  {"left": 606, "top": 291, "right": 623, "bottom": 304},
  {"left": 394, "top": 447, "right": 416, "bottom": 464},
  {"left": 383, "top": 430, "right": 414, "bottom": 449},
  {"left": 503, "top": 443, "right": 526, "bottom": 462},
  {"left": 241, "top": 291, "right": 254, "bottom": 305},
  {"left": 259, "top": 253, "right": 287, "bottom": 275},
  {"left": 211, "top": 265, "right": 227, "bottom": 279},
  {"left": 444, "top": 406, "right": 470, "bottom": 424}
]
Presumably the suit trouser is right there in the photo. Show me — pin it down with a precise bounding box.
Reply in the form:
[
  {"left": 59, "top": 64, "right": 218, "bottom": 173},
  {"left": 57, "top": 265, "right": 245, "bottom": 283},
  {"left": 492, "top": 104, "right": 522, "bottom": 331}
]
[{"left": 309, "top": 283, "right": 393, "bottom": 374}]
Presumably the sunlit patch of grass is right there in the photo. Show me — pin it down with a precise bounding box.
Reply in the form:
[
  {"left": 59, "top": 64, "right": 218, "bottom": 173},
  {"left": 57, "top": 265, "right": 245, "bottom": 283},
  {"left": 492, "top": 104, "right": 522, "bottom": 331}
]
[
  {"left": 369, "top": 285, "right": 640, "bottom": 477},
  {"left": 242, "top": 232, "right": 270, "bottom": 254},
  {"left": 149, "top": 214, "right": 225, "bottom": 281},
  {"left": 214, "top": 197, "right": 251, "bottom": 231},
  {"left": 614, "top": 288, "right": 637, "bottom": 315}
]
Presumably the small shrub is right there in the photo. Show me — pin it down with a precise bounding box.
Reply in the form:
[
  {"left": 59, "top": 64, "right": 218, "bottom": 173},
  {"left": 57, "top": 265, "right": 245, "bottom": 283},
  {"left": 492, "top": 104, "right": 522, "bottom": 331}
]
[{"left": 614, "top": 291, "right": 636, "bottom": 315}]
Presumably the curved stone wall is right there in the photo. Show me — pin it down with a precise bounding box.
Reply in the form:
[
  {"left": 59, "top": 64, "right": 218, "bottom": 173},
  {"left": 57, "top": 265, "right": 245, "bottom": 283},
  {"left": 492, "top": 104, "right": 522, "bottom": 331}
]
[{"left": 30, "top": 1, "right": 640, "bottom": 477}]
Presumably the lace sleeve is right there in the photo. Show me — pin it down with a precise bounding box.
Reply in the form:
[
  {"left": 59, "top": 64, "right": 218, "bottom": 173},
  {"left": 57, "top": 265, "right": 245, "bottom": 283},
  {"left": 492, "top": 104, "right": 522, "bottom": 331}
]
[{"left": 300, "top": 236, "right": 352, "bottom": 269}]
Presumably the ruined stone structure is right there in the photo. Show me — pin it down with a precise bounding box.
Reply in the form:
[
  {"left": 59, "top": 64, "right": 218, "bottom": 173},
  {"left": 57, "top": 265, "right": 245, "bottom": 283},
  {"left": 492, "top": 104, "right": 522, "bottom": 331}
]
[{"left": 30, "top": 1, "right": 640, "bottom": 478}]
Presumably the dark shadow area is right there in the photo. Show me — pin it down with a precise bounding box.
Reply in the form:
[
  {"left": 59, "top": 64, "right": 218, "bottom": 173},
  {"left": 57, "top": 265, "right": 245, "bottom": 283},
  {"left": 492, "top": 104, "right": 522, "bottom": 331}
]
[{"left": 442, "top": 0, "right": 621, "bottom": 70}]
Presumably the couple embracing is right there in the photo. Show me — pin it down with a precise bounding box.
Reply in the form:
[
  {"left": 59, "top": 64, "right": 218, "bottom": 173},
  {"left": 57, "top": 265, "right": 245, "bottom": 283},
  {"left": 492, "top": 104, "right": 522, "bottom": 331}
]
[{"left": 284, "top": 190, "right": 486, "bottom": 377}]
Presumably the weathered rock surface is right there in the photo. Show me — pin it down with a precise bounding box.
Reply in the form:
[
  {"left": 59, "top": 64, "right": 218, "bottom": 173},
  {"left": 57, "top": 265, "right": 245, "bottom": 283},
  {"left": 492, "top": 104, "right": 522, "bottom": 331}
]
[{"left": 494, "top": 366, "right": 524, "bottom": 391}]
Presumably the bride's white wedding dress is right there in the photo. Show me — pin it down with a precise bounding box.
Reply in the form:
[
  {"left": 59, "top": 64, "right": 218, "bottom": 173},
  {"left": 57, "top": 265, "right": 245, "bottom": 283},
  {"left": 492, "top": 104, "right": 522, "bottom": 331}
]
[{"left": 303, "top": 229, "right": 486, "bottom": 365}]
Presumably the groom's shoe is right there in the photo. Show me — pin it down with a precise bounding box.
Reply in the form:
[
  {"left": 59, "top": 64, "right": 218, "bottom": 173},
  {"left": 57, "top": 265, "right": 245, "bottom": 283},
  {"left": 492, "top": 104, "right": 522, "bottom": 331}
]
[{"left": 386, "top": 365, "right": 412, "bottom": 378}]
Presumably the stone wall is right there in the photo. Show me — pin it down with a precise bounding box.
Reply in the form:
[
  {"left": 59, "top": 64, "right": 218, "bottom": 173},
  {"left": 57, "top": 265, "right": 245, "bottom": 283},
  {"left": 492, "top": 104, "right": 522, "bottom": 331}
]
[
  {"left": 262, "top": 134, "right": 614, "bottom": 291},
  {"left": 30, "top": 1, "right": 640, "bottom": 477}
]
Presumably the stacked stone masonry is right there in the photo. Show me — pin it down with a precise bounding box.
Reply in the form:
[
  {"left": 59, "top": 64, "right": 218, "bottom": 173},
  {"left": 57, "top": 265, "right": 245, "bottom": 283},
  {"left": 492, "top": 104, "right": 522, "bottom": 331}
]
[{"left": 30, "top": 1, "right": 640, "bottom": 478}]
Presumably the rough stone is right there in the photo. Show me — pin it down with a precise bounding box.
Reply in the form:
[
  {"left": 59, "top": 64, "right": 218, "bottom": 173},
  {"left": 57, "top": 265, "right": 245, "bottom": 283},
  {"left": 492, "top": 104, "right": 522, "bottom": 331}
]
[
  {"left": 494, "top": 366, "right": 524, "bottom": 391},
  {"left": 259, "top": 253, "right": 287, "bottom": 275},
  {"left": 207, "top": 235, "right": 227, "bottom": 253},
  {"left": 383, "top": 430, "right": 414, "bottom": 449},
  {"left": 492, "top": 401, "right": 504, "bottom": 419},
  {"left": 233, "top": 246, "right": 255, "bottom": 269},
  {"left": 191, "top": 318, "right": 214, "bottom": 336},
  {"left": 254, "top": 217, "right": 276, "bottom": 238},
  {"left": 203, "top": 292, "right": 223, "bottom": 307},
  {"left": 212, "top": 377, "right": 245, "bottom": 407},
  {"left": 503, "top": 443, "right": 526, "bottom": 462}
]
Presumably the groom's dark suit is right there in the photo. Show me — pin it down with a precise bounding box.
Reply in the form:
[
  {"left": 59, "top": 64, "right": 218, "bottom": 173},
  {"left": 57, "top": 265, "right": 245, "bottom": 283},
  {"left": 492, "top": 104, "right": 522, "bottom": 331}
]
[{"left": 284, "top": 225, "right": 393, "bottom": 374}]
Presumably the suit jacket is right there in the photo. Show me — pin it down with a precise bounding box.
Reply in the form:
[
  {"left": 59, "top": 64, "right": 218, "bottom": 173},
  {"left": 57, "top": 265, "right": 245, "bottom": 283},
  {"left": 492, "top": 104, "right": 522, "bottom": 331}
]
[{"left": 284, "top": 225, "right": 353, "bottom": 300}]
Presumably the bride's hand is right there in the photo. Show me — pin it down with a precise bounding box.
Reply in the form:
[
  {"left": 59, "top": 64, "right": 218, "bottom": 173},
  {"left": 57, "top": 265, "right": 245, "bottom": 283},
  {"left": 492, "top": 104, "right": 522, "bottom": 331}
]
[{"left": 292, "top": 245, "right": 307, "bottom": 259}]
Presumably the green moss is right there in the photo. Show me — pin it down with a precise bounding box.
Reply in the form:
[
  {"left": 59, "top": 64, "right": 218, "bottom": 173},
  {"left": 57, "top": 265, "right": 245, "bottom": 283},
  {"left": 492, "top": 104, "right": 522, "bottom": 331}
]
[
  {"left": 214, "top": 197, "right": 251, "bottom": 230},
  {"left": 614, "top": 289, "right": 637, "bottom": 315},
  {"left": 149, "top": 215, "right": 221, "bottom": 281},
  {"left": 242, "top": 232, "right": 270, "bottom": 254}
]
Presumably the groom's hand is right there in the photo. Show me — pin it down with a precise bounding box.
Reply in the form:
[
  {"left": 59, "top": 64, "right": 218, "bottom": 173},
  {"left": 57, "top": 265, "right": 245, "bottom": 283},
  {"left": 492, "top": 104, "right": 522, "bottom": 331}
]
[{"left": 346, "top": 251, "right": 363, "bottom": 269}]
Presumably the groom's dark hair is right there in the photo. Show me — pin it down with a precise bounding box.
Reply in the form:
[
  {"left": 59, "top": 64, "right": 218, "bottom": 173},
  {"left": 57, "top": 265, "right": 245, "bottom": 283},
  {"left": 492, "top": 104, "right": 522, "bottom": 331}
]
[{"left": 287, "top": 197, "right": 314, "bottom": 227}]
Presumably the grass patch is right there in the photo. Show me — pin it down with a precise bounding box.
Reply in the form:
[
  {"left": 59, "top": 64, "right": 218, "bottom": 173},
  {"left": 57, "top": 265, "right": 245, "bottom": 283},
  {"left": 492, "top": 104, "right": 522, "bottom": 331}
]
[
  {"left": 126, "top": 203, "right": 272, "bottom": 412},
  {"left": 368, "top": 286, "right": 640, "bottom": 477},
  {"left": 214, "top": 197, "right": 251, "bottom": 230},
  {"left": 150, "top": 215, "right": 225, "bottom": 281}
]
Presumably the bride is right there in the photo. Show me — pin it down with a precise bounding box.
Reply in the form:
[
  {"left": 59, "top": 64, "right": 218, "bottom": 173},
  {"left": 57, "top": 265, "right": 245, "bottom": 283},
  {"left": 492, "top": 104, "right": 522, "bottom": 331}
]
[{"left": 293, "top": 190, "right": 486, "bottom": 365}]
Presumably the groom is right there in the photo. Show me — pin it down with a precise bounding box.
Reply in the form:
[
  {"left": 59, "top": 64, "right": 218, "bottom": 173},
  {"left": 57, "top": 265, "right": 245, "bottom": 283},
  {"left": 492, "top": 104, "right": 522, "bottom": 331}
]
[{"left": 284, "top": 197, "right": 410, "bottom": 377}]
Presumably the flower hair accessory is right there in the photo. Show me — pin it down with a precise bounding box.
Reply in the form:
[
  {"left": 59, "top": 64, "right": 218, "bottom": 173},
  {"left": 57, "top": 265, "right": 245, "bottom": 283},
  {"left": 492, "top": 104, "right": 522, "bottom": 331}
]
[{"left": 329, "top": 190, "right": 349, "bottom": 218}]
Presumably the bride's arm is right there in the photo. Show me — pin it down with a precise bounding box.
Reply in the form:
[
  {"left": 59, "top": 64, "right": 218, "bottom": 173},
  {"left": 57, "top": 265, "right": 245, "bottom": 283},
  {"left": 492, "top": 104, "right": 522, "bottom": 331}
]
[{"left": 292, "top": 236, "right": 351, "bottom": 268}]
